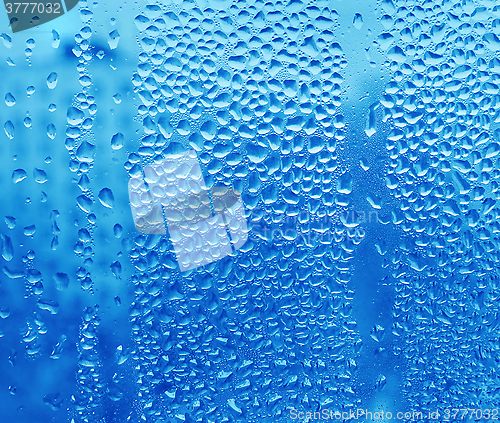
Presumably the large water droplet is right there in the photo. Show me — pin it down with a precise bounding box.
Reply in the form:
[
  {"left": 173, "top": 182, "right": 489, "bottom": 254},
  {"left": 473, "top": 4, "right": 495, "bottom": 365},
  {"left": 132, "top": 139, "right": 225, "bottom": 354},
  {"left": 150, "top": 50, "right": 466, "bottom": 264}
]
[
  {"left": 4, "top": 216, "right": 16, "bottom": 229},
  {"left": 98, "top": 188, "right": 115, "bottom": 208},
  {"left": 33, "top": 169, "right": 48, "bottom": 184},
  {"left": 67, "top": 107, "right": 84, "bottom": 125},
  {"left": 76, "top": 141, "right": 96, "bottom": 163},
  {"left": 12, "top": 169, "right": 27, "bottom": 183},
  {"left": 76, "top": 195, "right": 93, "bottom": 213},
  {"left": 200, "top": 121, "right": 216, "bottom": 140},
  {"left": 1, "top": 235, "right": 13, "bottom": 261},
  {"left": 337, "top": 172, "right": 353, "bottom": 194},
  {"left": 23, "top": 225, "right": 36, "bottom": 237}
]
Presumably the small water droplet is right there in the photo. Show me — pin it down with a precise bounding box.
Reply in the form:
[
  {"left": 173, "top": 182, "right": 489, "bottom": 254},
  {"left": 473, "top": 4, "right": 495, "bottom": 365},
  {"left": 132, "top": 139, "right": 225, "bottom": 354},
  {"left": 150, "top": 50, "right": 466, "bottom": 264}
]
[
  {"left": 353, "top": 13, "right": 364, "bottom": 30},
  {"left": 4, "top": 216, "right": 16, "bottom": 229},
  {"left": 113, "top": 224, "right": 123, "bottom": 238},
  {"left": 5, "top": 121, "right": 15, "bottom": 139},
  {"left": 47, "top": 124, "right": 56, "bottom": 139},
  {"left": 111, "top": 132, "right": 124, "bottom": 150},
  {"left": 51, "top": 30, "right": 60, "bottom": 48},
  {"left": 47, "top": 72, "right": 58, "bottom": 89},
  {"left": 108, "top": 29, "right": 120, "bottom": 49},
  {"left": 0, "top": 33, "right": 12, "bottom": 48},
  {"left": 23, "top": 225, "right": 36, "bottom": 237},
  {"left": 5, "top": 93, "right": 15, "bottom": 107}
]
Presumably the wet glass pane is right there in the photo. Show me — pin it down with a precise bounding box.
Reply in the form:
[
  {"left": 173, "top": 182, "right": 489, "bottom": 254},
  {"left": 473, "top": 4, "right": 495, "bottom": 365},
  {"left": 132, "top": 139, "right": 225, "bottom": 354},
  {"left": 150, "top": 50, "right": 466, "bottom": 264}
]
[{"left": 1, "top": 0, "right": 500, "bottom": 421}]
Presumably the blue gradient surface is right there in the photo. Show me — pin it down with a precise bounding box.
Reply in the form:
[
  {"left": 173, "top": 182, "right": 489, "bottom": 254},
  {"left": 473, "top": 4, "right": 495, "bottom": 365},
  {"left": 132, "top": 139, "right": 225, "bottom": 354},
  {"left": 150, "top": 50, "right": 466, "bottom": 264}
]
[{"left": 1, "top": 0, "right": 499, "bottom": 422}]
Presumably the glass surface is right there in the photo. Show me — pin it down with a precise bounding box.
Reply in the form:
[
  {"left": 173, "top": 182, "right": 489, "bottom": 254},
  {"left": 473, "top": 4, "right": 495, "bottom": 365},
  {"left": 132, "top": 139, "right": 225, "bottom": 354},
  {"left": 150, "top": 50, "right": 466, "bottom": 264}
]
[{"left": 1, "top": 0, "right": 500, "bottom": 421}]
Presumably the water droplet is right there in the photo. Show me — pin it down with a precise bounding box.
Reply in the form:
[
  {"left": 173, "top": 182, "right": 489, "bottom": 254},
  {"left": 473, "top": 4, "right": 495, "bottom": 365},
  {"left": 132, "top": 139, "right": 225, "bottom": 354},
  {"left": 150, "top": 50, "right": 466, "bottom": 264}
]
[
  {"left": 51, "top": 30, "right": 60, "bottom": 48},
  {"left": 4, "top": 121, "right": 14, "bottom": 139},
  {"left": 158, "top": 117, "right": 173, "bottom": 138},
  {"left": 176, "top": 119, "right": 191, "bottom": 135},
  {"left": 33, "top": 169, "right": 48, "bottom": 184},
  {"left": 110, "top": 261, "right": 122, "bottom": 279},
  {"left": 366, "top": 195, "right": 382, "bottom": 209},
  {"left": 47, "top": 72, "right": 58, "bottom": 89},
  {"left": 1, "top": 234, "right": 13, "bottom": 261},
  {"left": 246, "top": 143, "right": 268, "bottom": 163},
  {"left": 5, "top": 93, "right": 15, "bottom": 107},
  {"left": 47, "top": 124, "right": 56, "bottom": 139},
  {"left": 76, "top": 141, "right": 96, "bottom": 163},
  {"left": 80, "top": 7, "right": 94, "bottom": 23},
  {"left": 0, "top": 33, "right": 12, "bottom": 48},
  {"left": 200, "top": 120, "right": 216, "bottom": 140},
  {"left": 108, "top": 30, "right": 120, "bottom": 49},
  {"left": 111, "top": 132, "right": 124, "bottom": 150},
  {"left": 353, "top": 13, "right": 364, "bottom": 30},
  {"left": 76, "top": 195, "right": 93, "bottom": 213},
  {"left": 365, "top": 103, "right": 378, "bottom": 137},
  {"left": 4, "top": 216, "right": 16, "bottom": 229},
  {"left": 67, "top": 107, "right": 84, "bottom": 125},
  {"left": 337, "top": 172, "right": 353, "bottom": 194},
  {"left": 79, "top": 75, "right": 92, "bottom": 87},
  {"left": 23, "top": 225, "right": 36, "bottom": 237},
  {"left": 98, "top": 188, "right": 115, "bottom": 208},
  {"left": 113, "top": 224, "right": 123, "bottom": 238},
  {"left": 12, "top": 169, "right": 27, "bottom": 183},
  {"left": 54, "top": 273, "right": 69, "bottom": 290}
]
